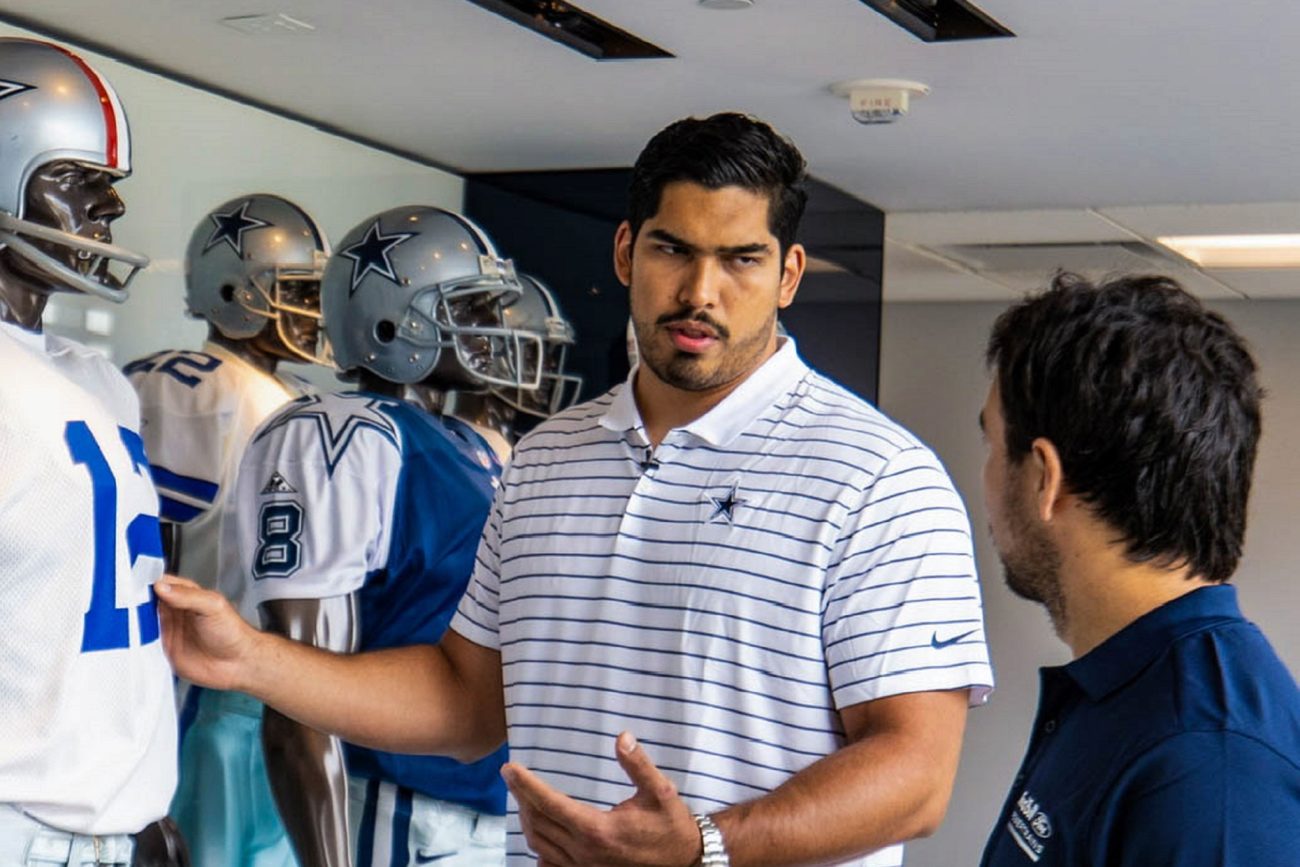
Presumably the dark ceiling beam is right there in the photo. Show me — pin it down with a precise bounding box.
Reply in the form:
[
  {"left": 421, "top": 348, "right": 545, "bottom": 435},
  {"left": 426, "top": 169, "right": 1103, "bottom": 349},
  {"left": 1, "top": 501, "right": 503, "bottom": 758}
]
[
  {"left": 858, "top": 0, "right": 1014, "bottom": 42},
  {"left": 463, "top": 0, "right": 672, "bottom": 60}
]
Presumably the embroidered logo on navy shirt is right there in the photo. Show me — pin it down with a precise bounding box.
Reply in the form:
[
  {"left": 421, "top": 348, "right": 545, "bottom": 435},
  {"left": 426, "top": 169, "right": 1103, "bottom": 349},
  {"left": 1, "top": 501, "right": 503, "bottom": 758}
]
[{"left": 1007, "top": 790, "right": 1053, "bottom": 861}]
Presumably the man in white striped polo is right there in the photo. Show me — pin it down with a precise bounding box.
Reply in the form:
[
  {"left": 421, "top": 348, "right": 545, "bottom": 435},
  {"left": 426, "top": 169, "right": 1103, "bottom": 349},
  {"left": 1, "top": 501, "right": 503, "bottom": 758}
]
[{"left": 157, "top": 113, "right": 994, "bottom": 867}]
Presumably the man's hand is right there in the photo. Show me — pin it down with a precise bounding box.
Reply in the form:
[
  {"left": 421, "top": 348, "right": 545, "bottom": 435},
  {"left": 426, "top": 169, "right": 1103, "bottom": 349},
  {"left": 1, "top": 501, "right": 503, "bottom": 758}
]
[
  {"left": 503, "top": 732, "right": 703, "bottom": 867},
  {"left": 155, "top": 575, "right": 260, "bottom": 691}
]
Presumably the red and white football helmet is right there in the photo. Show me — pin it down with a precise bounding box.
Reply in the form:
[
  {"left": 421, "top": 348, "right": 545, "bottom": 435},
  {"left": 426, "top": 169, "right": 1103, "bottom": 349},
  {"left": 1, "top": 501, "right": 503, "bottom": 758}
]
[{"left": 0, "top": 39, "right": 148, "bottom": 302}]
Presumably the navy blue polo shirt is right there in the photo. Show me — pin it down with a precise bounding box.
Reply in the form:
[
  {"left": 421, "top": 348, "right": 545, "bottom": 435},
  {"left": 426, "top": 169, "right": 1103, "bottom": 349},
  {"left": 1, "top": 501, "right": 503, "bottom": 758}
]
[{"left": 980, "top": 585, "right": 1300, "bottom": 866}]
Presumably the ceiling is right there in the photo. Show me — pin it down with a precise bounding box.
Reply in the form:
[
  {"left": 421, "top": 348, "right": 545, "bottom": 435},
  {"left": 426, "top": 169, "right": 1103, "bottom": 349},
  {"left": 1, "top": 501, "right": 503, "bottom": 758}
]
[{"left": 7, "top": 0, "right": 1300, "bottom": 301}]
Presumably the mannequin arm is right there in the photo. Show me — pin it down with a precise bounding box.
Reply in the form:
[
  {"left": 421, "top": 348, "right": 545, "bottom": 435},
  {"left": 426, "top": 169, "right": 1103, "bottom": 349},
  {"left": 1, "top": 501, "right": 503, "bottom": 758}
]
[
  {"left": 160, "top": 522, "right": 182, "bottom": 575},
  {"left": 261, "top": 595, "right": 359, "bottom": 867}
]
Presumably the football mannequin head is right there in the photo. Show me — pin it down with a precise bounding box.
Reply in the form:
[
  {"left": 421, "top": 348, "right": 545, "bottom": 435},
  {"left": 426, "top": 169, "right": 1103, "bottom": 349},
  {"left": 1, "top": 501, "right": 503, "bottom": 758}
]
[
  {"left": 184, "top": 194, "right": 330, "bottom": 364},
  {"left": 491, "top": 274, "right": 583, "bottom": 418},
  {"left": 322, "top": 205, "right": 539, "bottom": 389},
  {"left": 0, "top": 39, "right": 147, "bottom": 312}
]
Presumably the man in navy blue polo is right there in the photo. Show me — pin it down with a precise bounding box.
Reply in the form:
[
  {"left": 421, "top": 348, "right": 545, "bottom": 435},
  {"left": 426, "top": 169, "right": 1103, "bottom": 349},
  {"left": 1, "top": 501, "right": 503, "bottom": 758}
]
[{"left": 977, "top": 273, "right": 1300, "bottom": 866}]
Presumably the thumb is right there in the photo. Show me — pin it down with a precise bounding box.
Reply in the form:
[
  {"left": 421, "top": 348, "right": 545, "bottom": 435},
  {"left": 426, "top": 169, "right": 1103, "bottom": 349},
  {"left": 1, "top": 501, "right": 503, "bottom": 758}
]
[
  {"left": 615, "top": 732, "right": 677, "bottom": 804},
  {"left": 154, "top": 577, "right": 223, "bottom": 615}
]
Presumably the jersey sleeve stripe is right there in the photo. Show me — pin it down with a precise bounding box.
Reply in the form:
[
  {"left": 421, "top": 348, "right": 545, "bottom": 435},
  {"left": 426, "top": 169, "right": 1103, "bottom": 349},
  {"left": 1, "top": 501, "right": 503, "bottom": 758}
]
[
  {"left": 150, "top": 464, "right": 219, "bottom": 504},
  {"left": 159, "top": 495, "right": 203, "bottom": 523}
]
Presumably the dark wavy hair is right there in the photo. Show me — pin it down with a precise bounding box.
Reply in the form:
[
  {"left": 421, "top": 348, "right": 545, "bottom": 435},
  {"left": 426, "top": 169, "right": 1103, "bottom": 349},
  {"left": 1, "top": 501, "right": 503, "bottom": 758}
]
[
  {"left": 986, "top": 272, "right": 1262, "bottom": 582},
  {"left": 626, "top": 113, "right": 808, "bottom": 255}
]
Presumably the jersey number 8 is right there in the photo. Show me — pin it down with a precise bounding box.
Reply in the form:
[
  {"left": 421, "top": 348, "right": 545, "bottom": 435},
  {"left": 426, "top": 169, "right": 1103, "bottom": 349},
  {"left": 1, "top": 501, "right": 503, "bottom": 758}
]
[{"left": 254, "top": 502, "right": 304, "bottom": 579}]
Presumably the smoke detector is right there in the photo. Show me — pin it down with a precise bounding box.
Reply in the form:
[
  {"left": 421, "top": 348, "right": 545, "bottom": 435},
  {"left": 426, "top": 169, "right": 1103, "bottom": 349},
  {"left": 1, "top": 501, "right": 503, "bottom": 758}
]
[{"left": 830, "top": 78, "right": 930, "bottom": 125}]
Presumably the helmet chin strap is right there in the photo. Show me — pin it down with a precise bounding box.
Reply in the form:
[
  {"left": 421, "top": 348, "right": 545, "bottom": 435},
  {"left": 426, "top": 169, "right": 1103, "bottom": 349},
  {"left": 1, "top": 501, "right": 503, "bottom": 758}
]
[{"left": 0, "top": 213, "right": 149, "bottom": 304}]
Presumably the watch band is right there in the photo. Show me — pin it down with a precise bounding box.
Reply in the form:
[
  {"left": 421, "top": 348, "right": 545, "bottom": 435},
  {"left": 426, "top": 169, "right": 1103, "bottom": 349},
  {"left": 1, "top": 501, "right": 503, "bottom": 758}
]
[{"left": 693, "top": 813, "right": 731, "bottom": 867}]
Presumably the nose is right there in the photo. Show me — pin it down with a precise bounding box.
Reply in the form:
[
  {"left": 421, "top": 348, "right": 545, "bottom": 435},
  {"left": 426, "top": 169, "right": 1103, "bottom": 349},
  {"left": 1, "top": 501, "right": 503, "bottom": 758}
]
[
  {"left": 87, "top": 178, "right": 125, "bottom": 223},
  {"left": 676, "top": 256, "right": 722, "bottom": 310}
]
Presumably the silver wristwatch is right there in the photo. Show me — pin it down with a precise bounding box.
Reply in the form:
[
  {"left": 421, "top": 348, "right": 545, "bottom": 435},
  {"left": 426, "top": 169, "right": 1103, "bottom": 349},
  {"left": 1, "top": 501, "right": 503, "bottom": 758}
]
[{"left": 693, "top": 813, "right": 731, "bottom": 867}]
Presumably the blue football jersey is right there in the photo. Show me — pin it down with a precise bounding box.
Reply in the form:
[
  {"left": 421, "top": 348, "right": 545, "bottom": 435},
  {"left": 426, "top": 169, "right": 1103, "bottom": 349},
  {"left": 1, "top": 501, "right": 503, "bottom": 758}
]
[{"left": 234, "top": 391, "right": 507, "bottom": 814}]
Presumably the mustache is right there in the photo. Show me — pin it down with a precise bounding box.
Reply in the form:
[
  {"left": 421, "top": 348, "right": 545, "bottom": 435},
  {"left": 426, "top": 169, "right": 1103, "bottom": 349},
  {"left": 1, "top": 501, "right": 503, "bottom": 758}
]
[{"left": 655, "top": 310, "right": 730, "bottom": 340}]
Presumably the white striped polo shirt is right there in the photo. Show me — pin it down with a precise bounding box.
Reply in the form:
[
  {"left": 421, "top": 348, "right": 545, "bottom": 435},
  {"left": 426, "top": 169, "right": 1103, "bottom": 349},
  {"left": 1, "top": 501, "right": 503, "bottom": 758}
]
[{"left": 452, "top": 339, "right": 994, "bottom": 866}]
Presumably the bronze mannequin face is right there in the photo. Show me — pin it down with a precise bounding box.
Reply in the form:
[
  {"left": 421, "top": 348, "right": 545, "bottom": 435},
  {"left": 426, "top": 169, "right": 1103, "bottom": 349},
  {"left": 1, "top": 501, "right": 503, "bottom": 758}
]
[
  {"left": 0, "top": 159, "right": 126, "bottom": 328},
  {"left": 22, "top": 159, "right": 125, "bottom": 279},
  {"left": 232, "top": 278, "right": 323, "bottom": 371}
]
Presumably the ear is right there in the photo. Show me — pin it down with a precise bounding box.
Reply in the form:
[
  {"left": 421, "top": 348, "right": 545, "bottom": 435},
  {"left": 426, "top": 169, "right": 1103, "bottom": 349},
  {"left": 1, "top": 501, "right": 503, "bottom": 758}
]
[
  {"left": 613, "top": 221, "right": 634, "bottom": 288},
  {"left": 778, "top": 242, "right": 806, "bottom": 309},
  {"left": 1030, "top": 437, "right": 1066, "bottom": 522}
]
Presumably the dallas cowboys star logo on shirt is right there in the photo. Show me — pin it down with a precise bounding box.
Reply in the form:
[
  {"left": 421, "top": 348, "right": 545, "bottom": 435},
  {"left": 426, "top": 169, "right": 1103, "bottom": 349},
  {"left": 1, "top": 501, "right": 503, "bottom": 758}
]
[
  {"left": 255, "top": 394, "right": 400, "bottom": 477},
  {"left": 204, "top": 200, "right": 271, "bottom": 256},
  {"left": 0, "top": 79, "right": 34, "bottom": 102},
  {"left": 706, "top": 481, "right": 748, "bottom": 526},
  {"left": 339, "top": 219, "right": 416, "bottom": 295}
]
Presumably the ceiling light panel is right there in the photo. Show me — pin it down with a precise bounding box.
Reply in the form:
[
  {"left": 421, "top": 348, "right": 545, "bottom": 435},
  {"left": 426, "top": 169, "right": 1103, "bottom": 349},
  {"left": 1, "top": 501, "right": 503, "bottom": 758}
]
[{"left": 1157, "top": 234, "right": 1300, "bottom": 269}]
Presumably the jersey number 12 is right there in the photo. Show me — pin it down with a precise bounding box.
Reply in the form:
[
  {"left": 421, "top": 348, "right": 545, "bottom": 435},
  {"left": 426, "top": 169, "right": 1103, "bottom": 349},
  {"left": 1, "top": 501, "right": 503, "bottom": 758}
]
[{"left": 65, "top": 420, "right": 164, "bottom": 653}]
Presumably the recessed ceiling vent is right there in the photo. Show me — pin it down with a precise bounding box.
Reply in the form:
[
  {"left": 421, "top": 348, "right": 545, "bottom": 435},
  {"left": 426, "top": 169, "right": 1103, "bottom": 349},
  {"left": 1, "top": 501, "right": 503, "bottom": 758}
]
[
  {"left": 927, "top": 240, "right": 1184, "bottom": 286},
  {"left": 857, "top": 0, "right": 1013, "bottom": 42},
  {"left": 464, "top": 0, "right": 673, "bottom": 60},
  {"left": 219, "top": 13, "right": 317, "bottom": 36}
]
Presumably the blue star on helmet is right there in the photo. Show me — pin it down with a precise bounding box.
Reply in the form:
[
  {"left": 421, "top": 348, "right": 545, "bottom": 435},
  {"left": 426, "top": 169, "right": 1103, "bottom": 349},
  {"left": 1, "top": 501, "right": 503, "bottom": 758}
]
[
  {"left": 0, "top": 79, "right": 34, "bottom": 101},
  {"left": 339, "top": 220, "right": 417, "bottom": 295},
  {"left": 204, "top": 200, "right": 271, "bottom": 256}
]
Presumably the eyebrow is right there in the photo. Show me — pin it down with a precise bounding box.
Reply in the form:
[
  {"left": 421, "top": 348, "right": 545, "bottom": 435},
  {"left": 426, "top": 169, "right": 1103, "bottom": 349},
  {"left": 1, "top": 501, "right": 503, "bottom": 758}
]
[{"left": 645, "top": 228, "right": 772, "bottom": 257}]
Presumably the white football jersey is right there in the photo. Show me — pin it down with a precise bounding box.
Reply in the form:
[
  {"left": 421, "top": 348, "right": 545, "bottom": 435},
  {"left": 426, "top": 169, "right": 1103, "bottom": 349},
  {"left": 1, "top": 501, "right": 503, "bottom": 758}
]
[
  {"left": 125, "top": 342, "right": 310, "bottom": 595},
  {"left": 0, "top": 321, "right": 176, "bottom": 834}
]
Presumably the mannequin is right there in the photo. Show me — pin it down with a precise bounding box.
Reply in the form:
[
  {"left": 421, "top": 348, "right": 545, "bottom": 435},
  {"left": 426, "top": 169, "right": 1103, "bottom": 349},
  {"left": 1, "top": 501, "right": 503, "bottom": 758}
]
[
  {"left": 0, "top": 37, "right": 180, "bottom": 867},
  {"left": 239, "top": 205, "right": 536, "bottom": 867},
  {"left": 124, "top": 193, "right": 330, "bottom": 867}
]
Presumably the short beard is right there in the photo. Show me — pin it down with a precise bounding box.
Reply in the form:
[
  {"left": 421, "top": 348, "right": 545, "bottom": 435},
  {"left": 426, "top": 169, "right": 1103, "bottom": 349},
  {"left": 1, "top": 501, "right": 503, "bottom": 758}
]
[
  {"left": 635, "top": 307, "right": 775, "bottom": 393},
  {"left": 998, "top": 485, "right": 1067, "bottom": 635}
]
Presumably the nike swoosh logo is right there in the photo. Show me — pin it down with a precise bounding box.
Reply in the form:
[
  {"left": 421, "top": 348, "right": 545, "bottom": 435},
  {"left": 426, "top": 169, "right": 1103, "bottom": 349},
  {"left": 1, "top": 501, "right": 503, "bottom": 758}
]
[
  {"left": 931, "top": 629, "right": 977, "bottom": 649},
  {"left": 415, "top": 853, "right": 456, "bottom": 864}
]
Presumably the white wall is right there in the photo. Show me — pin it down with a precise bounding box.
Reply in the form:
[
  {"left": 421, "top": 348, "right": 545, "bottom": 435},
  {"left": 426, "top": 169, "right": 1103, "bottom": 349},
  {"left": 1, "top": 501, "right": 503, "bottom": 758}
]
[
  {"left": 880, "top": 299, "right": 1300, "bottom": 866},
  {"left": 0, "top": 21, "right": 463, "bottom": 378}
]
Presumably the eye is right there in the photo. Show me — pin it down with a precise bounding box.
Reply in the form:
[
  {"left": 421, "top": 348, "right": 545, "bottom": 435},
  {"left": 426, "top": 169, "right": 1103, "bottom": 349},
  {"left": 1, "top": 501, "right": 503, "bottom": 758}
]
[
  {"left": 656, "top": 243, "right": 688, "bottom": 257},
  {"left": 52, "top": 164, "right": 87, "bottom": 184}
]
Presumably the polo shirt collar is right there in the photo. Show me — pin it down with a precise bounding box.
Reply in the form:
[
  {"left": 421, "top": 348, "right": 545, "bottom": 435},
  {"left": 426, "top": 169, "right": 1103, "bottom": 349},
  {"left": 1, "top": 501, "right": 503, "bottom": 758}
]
[
  {"left": 1065, "top": 584, "right": 1242, "bottom": 702},
  {"left": 599, "top": 338, "right": 808, "bottom": 446}
]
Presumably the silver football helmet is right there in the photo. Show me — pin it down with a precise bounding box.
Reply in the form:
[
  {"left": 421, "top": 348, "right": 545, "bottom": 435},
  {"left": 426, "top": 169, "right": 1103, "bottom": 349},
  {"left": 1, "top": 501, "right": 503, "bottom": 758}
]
[
  {"left": 323, "top": 205, "right": 536, "bottom": 386},
  {"left": 184, "top": 194, "right": 330, "bottom": 364},
  {"left": 0, "top": 39, "right": 148, "bottom": 302},
  {"left": 492, "top": 274, "right": 583, "bottom": 418}
]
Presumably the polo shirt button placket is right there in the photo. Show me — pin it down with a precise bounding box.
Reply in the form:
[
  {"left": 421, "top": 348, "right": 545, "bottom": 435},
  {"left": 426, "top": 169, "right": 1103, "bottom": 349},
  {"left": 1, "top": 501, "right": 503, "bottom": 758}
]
[{"left": 1043, "top": 720, "right": 1057, "bottom": 734}]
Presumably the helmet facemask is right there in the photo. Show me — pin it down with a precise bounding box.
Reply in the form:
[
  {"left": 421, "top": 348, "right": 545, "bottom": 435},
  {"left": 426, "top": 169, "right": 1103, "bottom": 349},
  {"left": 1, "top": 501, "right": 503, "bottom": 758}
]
[
  {"left": 489, "top": 276, "right": 584, "bottom": 418},
  {"left": 407, "top": 277, "right": 542, "bottom": 390},
  {"left": 238, "top": 255, "right": 328, "bottom": 365}
]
